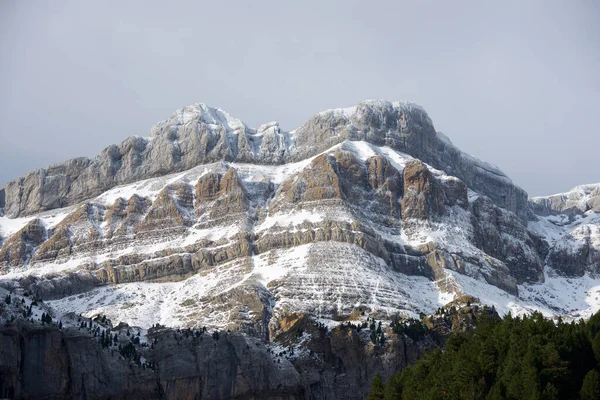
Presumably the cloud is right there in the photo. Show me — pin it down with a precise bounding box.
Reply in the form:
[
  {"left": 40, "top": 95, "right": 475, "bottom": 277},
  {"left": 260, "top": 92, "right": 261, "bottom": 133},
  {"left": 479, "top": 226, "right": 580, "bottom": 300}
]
[{"left": 0, "top": 1, "right": 598, "bottom": 196}]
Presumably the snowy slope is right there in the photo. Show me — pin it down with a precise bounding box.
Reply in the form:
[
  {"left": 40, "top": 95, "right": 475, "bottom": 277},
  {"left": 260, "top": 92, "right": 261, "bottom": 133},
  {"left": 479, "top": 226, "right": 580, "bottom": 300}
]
[{"left": 0, "top": 134, "right": 598, "bottom": 334}]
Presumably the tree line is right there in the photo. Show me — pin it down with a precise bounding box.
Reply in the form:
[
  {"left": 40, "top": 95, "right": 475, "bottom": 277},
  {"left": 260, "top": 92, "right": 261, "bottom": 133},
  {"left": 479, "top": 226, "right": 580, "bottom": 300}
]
[{"left": 368, "top": 311, "right": 600, "bottom": 400}]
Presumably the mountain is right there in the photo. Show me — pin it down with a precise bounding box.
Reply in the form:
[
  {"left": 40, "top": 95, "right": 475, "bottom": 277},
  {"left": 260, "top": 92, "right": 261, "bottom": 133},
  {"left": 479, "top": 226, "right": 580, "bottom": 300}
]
[{"left": 0, "top": 100, "right": 599, "bottom": 399}]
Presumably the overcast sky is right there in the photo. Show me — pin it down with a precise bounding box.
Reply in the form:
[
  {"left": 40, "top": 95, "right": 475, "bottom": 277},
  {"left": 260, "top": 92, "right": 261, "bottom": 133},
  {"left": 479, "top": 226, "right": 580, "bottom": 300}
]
[{"left": 1, "top": 1, "right": 598, "bottom": 197}]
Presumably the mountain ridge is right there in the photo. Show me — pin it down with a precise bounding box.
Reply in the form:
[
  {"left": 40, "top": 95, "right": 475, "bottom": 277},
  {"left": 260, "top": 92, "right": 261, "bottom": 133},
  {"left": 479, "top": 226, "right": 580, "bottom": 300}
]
[{"left": 1, "top": 100, "right": 527, "bottom": 221}]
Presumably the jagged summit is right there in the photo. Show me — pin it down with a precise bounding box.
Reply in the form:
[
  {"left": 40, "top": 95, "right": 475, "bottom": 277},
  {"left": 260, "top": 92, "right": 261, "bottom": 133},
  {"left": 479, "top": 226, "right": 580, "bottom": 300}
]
[
  {"left": 1, "top": 100, "right": 525, "bottom": 219},
  {"left": 531, "top": 183, "right": 600, "bottom": 216},
  {"left": 150, "top": 103, "right": 248, "bottom": 137}
]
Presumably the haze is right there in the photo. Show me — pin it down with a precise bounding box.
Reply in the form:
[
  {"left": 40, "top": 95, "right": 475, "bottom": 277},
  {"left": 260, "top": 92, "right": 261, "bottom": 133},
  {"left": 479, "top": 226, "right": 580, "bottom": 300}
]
[{"left": 1, "top": 1, "right": 598, "bottom": 197}]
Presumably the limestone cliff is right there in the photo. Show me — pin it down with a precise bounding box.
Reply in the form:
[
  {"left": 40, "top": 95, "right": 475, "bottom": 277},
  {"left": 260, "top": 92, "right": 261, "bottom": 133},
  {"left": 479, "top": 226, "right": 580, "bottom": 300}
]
[{"left": 2, "top": 101, "right": 526, "bottom": 220}]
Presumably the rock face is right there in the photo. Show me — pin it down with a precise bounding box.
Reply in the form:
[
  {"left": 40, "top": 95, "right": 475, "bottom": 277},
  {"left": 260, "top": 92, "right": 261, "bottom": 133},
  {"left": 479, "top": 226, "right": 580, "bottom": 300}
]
[
  {"left": 0, "top": 142, "right": 544, "bottom": 340},
  {"left": 0, "top": 322, "right": 302, "bottom": 400},
  {"left": 401, "top": 160, "right": 446, "bottom": 220},
  {"left": 547, "top": 224, "right": 600, "bottom": 277},
  {"left": 529, "top": 185, "right": 600, "bottom": 278},
  {"left": 0, "top": 300, "right": 489, "bottom": 400},
  {"left": 530, "top": 184, "right": 600, "bottom": 216},
  {"left": 0, "top": 219, "right": 47, "bottom": 267},
  {"left": 470, "top": 196, "right": 547, "bottom": 283},
  {"left": 2, "top": 101, "right": 526, "bottom": 219}
]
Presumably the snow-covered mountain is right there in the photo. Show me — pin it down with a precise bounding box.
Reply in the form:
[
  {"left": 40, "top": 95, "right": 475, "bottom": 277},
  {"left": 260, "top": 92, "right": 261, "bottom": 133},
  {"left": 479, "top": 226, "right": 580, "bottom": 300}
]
[{"left": 0, "top": 100, "right": 599, "bottom": 337}]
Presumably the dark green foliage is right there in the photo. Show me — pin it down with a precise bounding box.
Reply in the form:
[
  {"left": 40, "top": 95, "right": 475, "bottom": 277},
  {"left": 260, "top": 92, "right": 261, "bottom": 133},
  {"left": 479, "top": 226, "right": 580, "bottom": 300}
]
[
  {"left": 40, "top": 312, "right": 52, "bottom": 324},
  {"left": 367, "top": 373, "right": 384, "bottom": 400},
  {"left": 99, "top": 330, "right": 113, "bottom": 348},
  {"left": 315, "top": 322, "right": 328, "bottom": 333},
  {"left": 4, "top": 295, "right": 10, "bottom": 305},
  {"left": 341, "top": 321, "right": 368, "bottom": 332},
  {"left": 119, "top": 342, "right": 141, "bottom": 364},
  {"left": 581, "top": 370, "right": 600, "bottom": 400},
  {"left": 370, "top": 311, "right": 600, "bottom": 399},
  {"left": 390, "top": 318, "right": 428, "bottom": 341}
]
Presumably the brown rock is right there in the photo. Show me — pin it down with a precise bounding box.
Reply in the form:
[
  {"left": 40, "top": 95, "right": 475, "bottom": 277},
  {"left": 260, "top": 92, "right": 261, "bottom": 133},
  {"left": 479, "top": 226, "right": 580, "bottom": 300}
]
[
  {"left": 283, "top": 154, "right": 344, "bottom": 204},
  {"left": 0, "top": 219, "right": 47, "bottom": 268},
  {"left": 401, "top": 160, "right": 445, "bottom": 220}
]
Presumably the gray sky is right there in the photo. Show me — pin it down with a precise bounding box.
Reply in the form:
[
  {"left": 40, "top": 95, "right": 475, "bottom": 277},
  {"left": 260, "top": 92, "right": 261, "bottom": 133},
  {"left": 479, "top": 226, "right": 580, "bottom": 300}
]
[{"left": 1, "top": 1, "right": 598, "bottom": 197}]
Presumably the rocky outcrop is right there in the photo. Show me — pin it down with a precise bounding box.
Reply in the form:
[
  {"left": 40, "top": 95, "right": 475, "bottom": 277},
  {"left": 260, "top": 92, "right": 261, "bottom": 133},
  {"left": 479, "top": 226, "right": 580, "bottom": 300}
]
[
  {"left": 32, "top": 225, "right": 72, "bottom": 262},
  {"left": 0, "top": 219, "right": 46, "bottom": 268},
  {"left": 547, "top": 224, "right": 600, "bottom": 277},
  {"left": 2, "top": 101, "right": 526, "bottom": 220},
  {"left": 137, "top": 186, "right": 192, "bottom": 233},
  {"left": 470, "top": 196, "right": 547, "bottom": 283},
  {"left": 530, "top": 184, "right": 600, "bottom": 217},
  {"left": 400, "top": 160, "right": 469, "bottom": 221},
  {"left": 401, "top": 160, "right": 445, "bottom": 221},
  {"left": 113, "top": 194, "right": 151, "bottom": 237},
  {"left": 423, "top": 296, "right": 500, "bottom": 344},
  {"left": 283, "top": 321, "right": 433, "bottom": 400},
  {"left": 194, "top": 168, "right": 250, "bottom": 221},
  {"left": 277, "top": 155, "right": 344, "bottom": 206}
]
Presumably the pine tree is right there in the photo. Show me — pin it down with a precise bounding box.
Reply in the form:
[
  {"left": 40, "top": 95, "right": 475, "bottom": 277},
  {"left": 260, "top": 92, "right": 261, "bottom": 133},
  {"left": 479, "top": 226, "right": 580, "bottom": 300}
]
[
  {"left": 367, "top": 373, "right": 384, "bottom": 400},
  {"left": 592, "top": 332, "right": 600, "bottom": 363},
  {"left": 4, "top": 295, "right": 11, "bottom": 305},
  {"left": 581, "top": 370, "right": 600, "bottom": 400},
  {"left": 542, "top": 383, "right": 560, "bottom": 400}
]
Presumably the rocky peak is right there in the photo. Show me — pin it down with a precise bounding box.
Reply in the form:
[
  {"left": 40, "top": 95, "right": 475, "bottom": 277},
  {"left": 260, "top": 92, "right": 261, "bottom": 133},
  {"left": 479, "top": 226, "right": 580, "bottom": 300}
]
[
  {"left": 150, "top": 103, "right": 248, "bottom": 137},
  {"left": 2, "top": 100, "right": 526, "bottom": 221},
  {"left": 531, "top": 183, "right": 600, "bottom": 217}
]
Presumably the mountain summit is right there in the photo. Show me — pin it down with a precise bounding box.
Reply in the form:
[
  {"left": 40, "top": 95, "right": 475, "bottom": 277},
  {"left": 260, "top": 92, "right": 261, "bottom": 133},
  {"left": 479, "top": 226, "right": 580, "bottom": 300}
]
[{"left": 1, "top": 100, "right": 525, "bottom": 220}]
